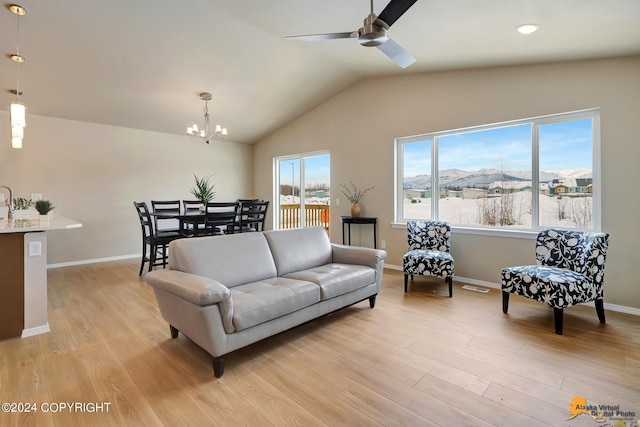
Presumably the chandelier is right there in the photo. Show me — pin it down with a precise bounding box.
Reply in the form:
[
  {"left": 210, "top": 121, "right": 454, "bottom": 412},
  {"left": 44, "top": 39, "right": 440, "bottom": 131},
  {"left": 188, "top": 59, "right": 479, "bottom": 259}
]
[
  {"left": 9, "top": 4, "right": 27, "bottom": 149},
  {"left": 186, "top": 92, "right": 228, "bottom": 144}
]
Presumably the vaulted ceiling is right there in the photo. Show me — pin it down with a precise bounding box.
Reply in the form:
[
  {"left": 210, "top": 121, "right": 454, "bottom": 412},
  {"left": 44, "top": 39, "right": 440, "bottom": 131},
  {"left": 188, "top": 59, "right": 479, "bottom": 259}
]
[{"left": 2, "top": 0, "right": 639, "bottom": 143}]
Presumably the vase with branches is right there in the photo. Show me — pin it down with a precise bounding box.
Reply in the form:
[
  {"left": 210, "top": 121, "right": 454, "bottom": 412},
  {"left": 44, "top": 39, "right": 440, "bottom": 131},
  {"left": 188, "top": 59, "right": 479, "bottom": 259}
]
[{"left": 340, "top": 180, "right": 374, "bottom": 217}]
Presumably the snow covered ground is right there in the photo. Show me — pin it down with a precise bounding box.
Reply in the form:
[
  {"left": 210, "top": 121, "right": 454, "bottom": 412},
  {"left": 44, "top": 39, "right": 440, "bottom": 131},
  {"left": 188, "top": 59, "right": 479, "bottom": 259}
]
[
  {"left": 277, "top": 191, "right": 592, "bottom": 230},
  {"left": 403, "top": 191, "right": 592, "bottom": 229}
]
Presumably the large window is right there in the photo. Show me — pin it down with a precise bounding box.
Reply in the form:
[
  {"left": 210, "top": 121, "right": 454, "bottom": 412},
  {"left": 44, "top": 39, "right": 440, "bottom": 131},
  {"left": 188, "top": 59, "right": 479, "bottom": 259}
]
[{"left": 395, "top": 109, "right": 600, "bottom": 233}]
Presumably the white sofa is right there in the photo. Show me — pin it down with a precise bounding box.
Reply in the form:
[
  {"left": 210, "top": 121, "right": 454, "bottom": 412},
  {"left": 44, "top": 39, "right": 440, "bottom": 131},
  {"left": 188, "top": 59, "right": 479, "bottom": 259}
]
[{"left": 145, "top": 226, "right": 387, "bottom": 377}]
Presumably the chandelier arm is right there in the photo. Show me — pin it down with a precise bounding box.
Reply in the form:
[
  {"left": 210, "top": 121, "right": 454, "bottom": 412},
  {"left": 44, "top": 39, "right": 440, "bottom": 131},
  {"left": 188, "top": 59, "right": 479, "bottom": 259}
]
[{"left": 186, "top": 92, "right": 228, "bottom": 144}]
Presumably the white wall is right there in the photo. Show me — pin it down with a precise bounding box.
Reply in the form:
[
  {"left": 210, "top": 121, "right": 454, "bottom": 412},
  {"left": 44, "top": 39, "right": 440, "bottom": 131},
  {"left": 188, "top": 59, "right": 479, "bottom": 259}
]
[
  {"left": 0, "top": 114, "right": 253, "bottom": 264},
  {"left": 253, "top": 56, "right": 640, "bottom": 310}
]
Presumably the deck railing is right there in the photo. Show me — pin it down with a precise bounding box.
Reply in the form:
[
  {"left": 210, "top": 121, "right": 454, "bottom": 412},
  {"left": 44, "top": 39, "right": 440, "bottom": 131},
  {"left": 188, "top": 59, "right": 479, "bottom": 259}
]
[{"left": 280, "top": 204, "right": 330, "bottom": 234}]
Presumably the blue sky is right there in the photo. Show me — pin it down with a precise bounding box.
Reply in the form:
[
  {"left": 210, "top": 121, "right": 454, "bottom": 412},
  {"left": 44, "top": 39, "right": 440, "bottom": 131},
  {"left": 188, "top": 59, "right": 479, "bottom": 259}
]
[
  {"left": 403, "top": 118, "right": 593, "bottom": 176},
  {"left": 279, "top": 154, "right": 330, "bottom": 186}
]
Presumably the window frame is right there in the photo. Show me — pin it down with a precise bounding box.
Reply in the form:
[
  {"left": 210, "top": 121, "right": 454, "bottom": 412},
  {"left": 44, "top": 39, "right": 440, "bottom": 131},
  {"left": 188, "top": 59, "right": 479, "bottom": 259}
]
[
  {"left": 394, "top": 109, "right": 601, "bottom": 238},
  {"left": 273, "top": 150, "right": 331, "bottom": 230}
]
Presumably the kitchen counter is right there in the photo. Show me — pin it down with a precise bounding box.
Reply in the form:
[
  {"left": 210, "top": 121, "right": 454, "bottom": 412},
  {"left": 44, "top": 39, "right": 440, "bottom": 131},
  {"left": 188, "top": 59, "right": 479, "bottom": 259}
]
[
  {"left": 0, "top": 214, "right": 82, "bottom": 340},
  {"left": 0, "top": 214, "right": 82, "bottom": 233}
]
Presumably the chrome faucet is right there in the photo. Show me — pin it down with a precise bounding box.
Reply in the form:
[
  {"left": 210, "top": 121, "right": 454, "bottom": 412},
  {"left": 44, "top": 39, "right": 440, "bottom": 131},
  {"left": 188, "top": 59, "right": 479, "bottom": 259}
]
[{"left": 0, "top": 185, "right": 14, "bottom": 220}]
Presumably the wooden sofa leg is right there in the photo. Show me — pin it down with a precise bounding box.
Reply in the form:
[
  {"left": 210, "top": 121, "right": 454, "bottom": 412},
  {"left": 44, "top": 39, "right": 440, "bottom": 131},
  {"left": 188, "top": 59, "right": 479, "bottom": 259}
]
[
  {"left": 170, "top": 324, "right": 179, "bottom": 339},
  {"left": 404, "top": 274, "right": 408, "bottom": 292},
  {"left": 447, "top": 277, "right": 453, "bottom": 298},
  {"left": 213, "top": 357, "right": 224, "bottom": 378},
  {"left": 502, "top": 291, "right": 509, "bottom": 314},
  {"left": 595, "top": 299, "right": 606, "bottom": 324},
  {"left": 369, "top": 295, "right": 377, "bottom": 308},
  {"left": 554, "top": 308, "right": 563, "bottom": 335}
]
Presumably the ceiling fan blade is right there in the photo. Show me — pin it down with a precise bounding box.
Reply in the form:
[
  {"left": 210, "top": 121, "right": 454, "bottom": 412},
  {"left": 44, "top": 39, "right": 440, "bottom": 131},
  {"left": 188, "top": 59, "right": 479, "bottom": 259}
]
[
  {"left": 285, "top": 32, "right": 357, "bottom": 42},
  {"left": 377, "top": 0, "right": 418, "bottom": 27},
  {"left": 376, "top": 38, "right": 416, "bottom": 68}
]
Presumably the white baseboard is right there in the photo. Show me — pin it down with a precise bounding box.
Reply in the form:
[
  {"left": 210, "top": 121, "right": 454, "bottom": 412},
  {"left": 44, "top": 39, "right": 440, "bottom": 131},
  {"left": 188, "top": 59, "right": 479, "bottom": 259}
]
[
  {"left": 47, "top": 253, "right": 140, "bottom": 269},
  {"left": 22, "top": 323, "right": 50, "bottom": 338},
  {"left": 384, "top": 263, "right": 640, "bottom": 316}
]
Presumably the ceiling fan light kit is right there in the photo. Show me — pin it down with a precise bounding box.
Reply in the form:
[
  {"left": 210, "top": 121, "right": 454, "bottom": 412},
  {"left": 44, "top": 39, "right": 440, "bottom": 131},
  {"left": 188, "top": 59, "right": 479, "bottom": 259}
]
[
  {"left": 358, "top": 12, "right": 389, "bottom": 46},
  {"left": 286, "top": 0, "right": 418, "bottom": 68}
]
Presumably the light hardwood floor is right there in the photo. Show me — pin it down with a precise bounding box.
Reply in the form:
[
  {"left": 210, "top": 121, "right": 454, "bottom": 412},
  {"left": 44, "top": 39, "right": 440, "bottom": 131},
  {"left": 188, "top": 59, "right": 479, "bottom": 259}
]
[{"left": 0, "top": 259, "right": 638, "bottom": 426}]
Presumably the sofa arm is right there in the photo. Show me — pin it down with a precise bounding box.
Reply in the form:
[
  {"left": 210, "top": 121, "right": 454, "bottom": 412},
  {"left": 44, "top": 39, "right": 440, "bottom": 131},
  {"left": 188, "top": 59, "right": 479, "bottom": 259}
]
[
  {"left": 145, "top": 270, "right": 231, "bottom": 306},
  {"left": 331, "top": 243, "right": 387, "bottom": 270}
]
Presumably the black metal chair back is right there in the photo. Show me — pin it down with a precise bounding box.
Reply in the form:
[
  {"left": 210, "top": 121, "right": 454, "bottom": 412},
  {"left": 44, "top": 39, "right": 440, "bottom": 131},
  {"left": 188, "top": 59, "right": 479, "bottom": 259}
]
[
  {"left": 204, "top": 202, "right": 240, "bottom": 235},
  {"left": 151, "top": 200, "right": 180, "bottom": 234},
  {"left": 182, "top": 200, "right": 202, "bottom": 212},
  {"left": 237, "top": 200, "right": 270, "bottom": 232}
]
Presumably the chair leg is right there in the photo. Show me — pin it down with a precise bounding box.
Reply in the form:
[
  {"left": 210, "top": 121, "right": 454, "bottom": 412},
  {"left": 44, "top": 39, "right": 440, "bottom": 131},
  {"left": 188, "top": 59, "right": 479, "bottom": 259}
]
[
  {"left": 148, "top": 244, "right": 156, "bottom": 272},
  {"left": 139, "top": 245, "right": 145, "bottom": 276},
  {"left": 161, "top": 243, "right": 168, "bottom": 268},
  {"left": 447, "top": 276, "right": 453, "bottom": 297},
  {"left": 502, "top": 291, "right": 509, "bottom": 314},
  {"left": 404, "top": 274, "right": 408, "bottom": 292},
  {"left": 595, "top": 299, "right": 606, "bottom": 324},
  {"left": 554, "top": 307, "right": 563, "bottom": 335}
]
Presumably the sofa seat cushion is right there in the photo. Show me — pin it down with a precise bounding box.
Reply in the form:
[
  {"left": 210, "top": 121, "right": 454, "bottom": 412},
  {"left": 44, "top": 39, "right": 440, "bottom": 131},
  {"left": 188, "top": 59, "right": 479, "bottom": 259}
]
[
  {"left": 230, "top": 277, "right": 321, "bottom": 331},
  {"left": 284, "top": 263, "right": 375, "bottom": 300},
  {"left": 501, "top": 265, "right": 592, "bottom": 308}
]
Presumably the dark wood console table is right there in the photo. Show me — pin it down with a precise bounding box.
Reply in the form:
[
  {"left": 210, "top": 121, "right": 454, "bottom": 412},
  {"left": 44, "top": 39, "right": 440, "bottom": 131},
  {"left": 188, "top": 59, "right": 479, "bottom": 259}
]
[{"left": 340, "top": 216, "right": 377, "bottom": 248}]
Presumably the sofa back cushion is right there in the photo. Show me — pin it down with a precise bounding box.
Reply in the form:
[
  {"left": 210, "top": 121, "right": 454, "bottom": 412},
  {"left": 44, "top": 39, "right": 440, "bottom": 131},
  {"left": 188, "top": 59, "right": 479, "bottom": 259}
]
[
  {"left": 168, "top": 233, "right": 277, "bottom": 288},
  {"left": 263, "top": 226, "right": 333, "bottom": 276}
]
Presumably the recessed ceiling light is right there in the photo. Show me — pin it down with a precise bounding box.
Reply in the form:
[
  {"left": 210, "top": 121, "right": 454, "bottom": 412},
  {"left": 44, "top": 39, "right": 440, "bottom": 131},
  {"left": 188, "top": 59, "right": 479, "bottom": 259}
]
[{"left": 517, "top": 24, "right": 540, "bottom": 35}]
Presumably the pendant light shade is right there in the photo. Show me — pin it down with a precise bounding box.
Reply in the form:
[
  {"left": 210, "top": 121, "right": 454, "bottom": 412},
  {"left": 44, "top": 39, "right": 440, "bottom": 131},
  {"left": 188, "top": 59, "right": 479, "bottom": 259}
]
[{"left": 10, "top": 102, "right": 26, "bottom": 128}]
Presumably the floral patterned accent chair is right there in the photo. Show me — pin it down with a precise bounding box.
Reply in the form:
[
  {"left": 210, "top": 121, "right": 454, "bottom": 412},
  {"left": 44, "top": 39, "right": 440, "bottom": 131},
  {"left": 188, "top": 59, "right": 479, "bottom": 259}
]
[
  {"left": 501, "top": 228, "right": 609, "bottom": 335},
  {"left": 403, "top": 221, "right": 454, "bottom": 297}
]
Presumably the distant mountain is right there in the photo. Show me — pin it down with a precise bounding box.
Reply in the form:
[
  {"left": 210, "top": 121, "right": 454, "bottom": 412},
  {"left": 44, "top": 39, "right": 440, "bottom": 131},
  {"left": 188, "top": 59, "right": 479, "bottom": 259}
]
[
  {"left": 542, "top": 168, "right": 592, "bottom": 180},
  {"left": 404, "top": 168, "right": 592, "bottom": 189}
]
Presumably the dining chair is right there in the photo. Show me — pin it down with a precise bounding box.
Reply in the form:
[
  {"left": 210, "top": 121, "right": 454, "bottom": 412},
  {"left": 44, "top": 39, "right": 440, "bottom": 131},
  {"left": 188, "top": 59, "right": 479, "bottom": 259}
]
[
  {"left": 501, "top": 228, "right": 609, "bottom": 334},
  {"left": 204, "top": 202, "right": 240, "bottom": 236},
  {"left": 134, "top": 201, "right": 182, "bottom": 275},
  {"left": 402, "top": 220, "right": 454, "bottom": 296},
  {"left": 182, "top": 200, "right": 205, "bottom": 236},
  {"left": 182, "top": 200, "right": 202, "bottom": 212},
  {"left": 151, "top": 200, "right": 181, "bottom": 234},
  {"left": 236, "top": 200, "right": 269, "bottom": 232}
]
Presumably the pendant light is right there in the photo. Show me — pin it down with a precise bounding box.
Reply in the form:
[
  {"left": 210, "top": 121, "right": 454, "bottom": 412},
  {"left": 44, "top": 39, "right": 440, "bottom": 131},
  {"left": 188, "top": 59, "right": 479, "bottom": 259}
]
[{"left": 8, "top": 4, "right": 27, "bottom": 149}]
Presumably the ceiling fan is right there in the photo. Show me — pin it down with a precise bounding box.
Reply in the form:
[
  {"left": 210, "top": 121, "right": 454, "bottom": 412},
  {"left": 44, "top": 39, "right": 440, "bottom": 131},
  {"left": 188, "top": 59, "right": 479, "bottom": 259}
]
[{"left": 285, "top": 0, "right": 418, "bottom": 68}]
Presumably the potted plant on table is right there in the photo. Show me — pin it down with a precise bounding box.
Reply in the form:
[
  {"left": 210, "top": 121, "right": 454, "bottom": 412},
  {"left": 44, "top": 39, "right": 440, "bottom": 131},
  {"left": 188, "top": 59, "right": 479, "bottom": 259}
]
[
  {"left": 340, "top": 180, "right": 374, "bottom": 218},
  {"left": 35, "top": 199, "right": 55, "bottom": 221},
  {"left": 189, "top": 174, "right": 216, "bottom": 210},
  {"left": 12, "top": 197, "right": 32, "bottom": 218}
]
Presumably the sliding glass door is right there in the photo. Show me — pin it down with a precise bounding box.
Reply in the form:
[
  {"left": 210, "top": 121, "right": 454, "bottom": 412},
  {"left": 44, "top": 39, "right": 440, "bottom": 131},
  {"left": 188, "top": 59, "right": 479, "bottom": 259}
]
[{"left": 275, "top": 152, "right": 330, "bottom": 234}]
